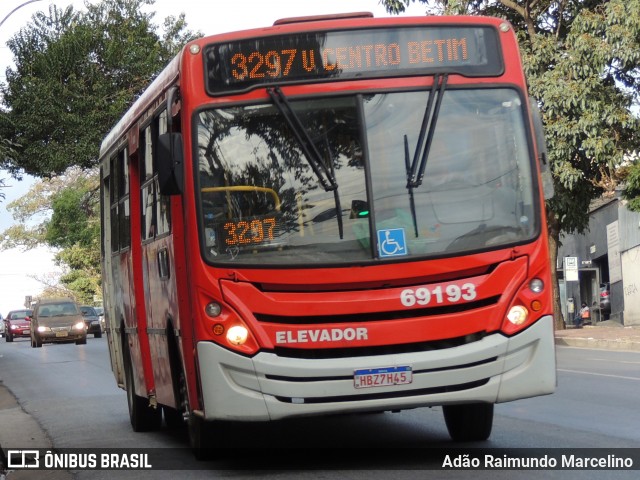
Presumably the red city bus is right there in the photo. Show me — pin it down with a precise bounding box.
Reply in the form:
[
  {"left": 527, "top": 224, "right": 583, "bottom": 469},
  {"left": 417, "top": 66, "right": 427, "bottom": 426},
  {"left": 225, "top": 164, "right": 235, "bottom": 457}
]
[{"left": 100, "top": 12, "right": 556, "bottom": 454}]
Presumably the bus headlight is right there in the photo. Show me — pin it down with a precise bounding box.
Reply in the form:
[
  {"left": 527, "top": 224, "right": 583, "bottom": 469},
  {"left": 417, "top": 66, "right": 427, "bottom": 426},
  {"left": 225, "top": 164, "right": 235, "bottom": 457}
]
[
  {"left": 507, "top": 305, "right": 528, "bottom": 325},
  {"left": 226, "top": 326, "right": 249, "bottom": 346}
]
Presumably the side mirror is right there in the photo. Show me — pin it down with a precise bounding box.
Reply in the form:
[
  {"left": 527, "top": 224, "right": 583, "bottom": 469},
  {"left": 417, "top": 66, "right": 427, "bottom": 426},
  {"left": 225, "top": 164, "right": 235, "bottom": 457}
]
[{"left": 157, "top": 132, "right": 184, "bottom": 196}]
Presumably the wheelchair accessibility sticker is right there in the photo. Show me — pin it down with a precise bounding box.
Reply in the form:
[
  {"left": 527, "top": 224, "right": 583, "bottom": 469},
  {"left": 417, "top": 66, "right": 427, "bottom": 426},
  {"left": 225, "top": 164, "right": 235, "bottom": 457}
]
[{"left": 377, "top": 228, "right": 407, "bottom": 258}]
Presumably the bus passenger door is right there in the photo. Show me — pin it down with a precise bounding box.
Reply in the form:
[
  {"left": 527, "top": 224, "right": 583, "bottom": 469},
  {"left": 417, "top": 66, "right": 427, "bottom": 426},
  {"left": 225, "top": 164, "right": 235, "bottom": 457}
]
[
  {"left": 140, "top": 112, "right": 182, "bottom": 409},
  {"left": 101, "top": 163, "right": 124, "bottom": 386}
]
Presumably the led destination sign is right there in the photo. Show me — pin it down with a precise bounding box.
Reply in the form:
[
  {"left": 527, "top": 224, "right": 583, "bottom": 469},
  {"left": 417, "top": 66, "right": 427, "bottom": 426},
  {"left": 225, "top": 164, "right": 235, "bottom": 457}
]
[{"left": 205, "top": 26, "right": 502, "bottom": 94}]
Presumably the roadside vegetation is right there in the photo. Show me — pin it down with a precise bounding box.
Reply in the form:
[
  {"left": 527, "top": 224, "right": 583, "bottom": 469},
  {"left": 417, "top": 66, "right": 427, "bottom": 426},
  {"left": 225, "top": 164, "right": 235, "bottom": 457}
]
[{"left": 0, "top": 0, "right": 199, "bottom": 304}]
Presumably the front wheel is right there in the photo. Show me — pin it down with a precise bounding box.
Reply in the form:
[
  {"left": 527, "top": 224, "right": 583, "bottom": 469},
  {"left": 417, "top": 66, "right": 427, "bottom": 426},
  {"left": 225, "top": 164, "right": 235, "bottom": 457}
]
[
  {"left": 6, "top": 333, "right": 12, "bottom": 342},
  {"left": 123, "top": 345, "right": 161, "bottom": 432},
  {"left": 188, "top": 414, "right": 229, "bottom": 460},
  {"left": 443, "top": 403, "right": 493, "bottom": 442}
]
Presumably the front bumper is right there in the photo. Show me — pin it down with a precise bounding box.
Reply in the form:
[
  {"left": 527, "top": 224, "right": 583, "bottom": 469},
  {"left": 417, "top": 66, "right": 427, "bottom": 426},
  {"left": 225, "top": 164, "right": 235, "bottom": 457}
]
[
  {"left": 38, "top": 331, "right": 86, "bottom": 342},
  {"left": 10, "top": 329, "right": 30, "bottom": 337},
  {"left": 86, "top": 321, "right": 102, "bottom": 333},
  {"left": 196, "top": 315, "right": 556, "bottom": 421}
]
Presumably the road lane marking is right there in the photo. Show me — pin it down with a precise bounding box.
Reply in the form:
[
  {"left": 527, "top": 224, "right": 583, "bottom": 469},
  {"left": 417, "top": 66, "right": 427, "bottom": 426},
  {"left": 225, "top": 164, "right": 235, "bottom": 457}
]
[
  {"left": 557, "top": 368, "right": 640, "bottom": 381},
  {"left": 587, "top": 358, "right": 640, "bottom": 365}
]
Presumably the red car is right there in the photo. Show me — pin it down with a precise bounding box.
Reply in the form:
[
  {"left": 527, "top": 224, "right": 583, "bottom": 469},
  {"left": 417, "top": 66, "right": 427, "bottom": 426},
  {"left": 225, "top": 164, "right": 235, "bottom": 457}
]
[{"left": 4, "top": 309, "right": 33, "bottom": 342}]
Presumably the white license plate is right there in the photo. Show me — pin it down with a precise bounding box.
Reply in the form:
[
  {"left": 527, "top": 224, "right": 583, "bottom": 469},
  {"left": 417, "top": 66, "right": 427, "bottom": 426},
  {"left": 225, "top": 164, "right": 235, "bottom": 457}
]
[
  {"left": 55, "top": 331, "right": 68, "bottom": 338},
  {"left": 354, "top": 366, "right": 412, "bottom": 389}
]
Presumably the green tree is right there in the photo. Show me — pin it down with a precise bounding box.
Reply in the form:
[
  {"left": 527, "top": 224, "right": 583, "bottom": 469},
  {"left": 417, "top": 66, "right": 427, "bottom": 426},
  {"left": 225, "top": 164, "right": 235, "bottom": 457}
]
[
  {"left": 46, "top": 173, "right": 101, "bottom": 304},
  {"left": 46, "top": 178, "right": 99, "bottom": 249},
  {"left": 622, "top": 152, "right": 640, "bottom": 211},
  {"left": 0, "top": 0, "right": 200, "bottom": 300},
  {"left": 381, "top": 0, "right": 640, "bottom": 328},
  {"left": 1, "top": 169, "right": 101, "bottom": 302},
  {"left": 0, "top": 0, "right": 200, "bottom": 177}
]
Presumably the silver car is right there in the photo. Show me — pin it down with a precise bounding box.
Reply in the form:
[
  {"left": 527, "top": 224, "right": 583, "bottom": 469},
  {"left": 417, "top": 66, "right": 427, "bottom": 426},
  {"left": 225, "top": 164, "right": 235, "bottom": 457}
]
[{"left": 31, "top": 298, "right": 87, "bottom": 347}]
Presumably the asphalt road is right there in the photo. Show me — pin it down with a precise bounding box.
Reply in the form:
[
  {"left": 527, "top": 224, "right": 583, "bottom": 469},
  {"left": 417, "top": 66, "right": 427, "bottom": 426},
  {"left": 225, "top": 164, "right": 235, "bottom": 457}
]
[{"left": 1, "top": 336, "right": 639, "bottom": 479}]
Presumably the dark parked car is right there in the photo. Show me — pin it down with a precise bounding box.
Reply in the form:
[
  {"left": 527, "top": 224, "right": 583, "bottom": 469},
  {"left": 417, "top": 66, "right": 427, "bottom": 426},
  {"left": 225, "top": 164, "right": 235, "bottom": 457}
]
[
  {"left": 599, "top": 282, "right": 611, "bottom": 316},
  {"left": 31, "top": 298, "right": 87, "bottom": 347},
  {"left": 4, "top": 309, "right": 33, "bottom": 342},
  {"left": 80, "top": 306, "right": 102, "bottom": 338},
  {"left": 94, "top": 306, "right": 105, "bottom": 332}
]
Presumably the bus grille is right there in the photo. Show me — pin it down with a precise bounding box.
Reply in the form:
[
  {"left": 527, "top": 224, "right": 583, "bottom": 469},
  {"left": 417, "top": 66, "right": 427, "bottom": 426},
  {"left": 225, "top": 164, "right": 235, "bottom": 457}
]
[
  {"left": 270, "top": 331, "right": 488, "bottom": 359},
  {"left": 255, "top": 296, "right": 499, "bottom": 325},
  {"left": 274, "top": 379, "right": 490, "bottom": 404}
]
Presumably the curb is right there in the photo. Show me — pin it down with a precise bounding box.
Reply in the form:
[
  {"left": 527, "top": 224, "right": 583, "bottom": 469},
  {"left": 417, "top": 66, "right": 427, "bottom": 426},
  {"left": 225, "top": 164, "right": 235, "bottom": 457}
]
[{"left": 555, "top": 336, "right": 640, "bottom": 352}]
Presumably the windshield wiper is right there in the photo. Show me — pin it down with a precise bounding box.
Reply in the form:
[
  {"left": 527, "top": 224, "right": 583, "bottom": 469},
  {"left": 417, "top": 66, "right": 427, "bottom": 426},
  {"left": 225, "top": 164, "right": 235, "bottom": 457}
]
[
  {"left": 267, "top": 86, "right": 344, "bottom": 239},
  {"left": 404, "top": 135, "right": 419, "bottom": 238},
  {"left": 407, "top": 73, "right": 448, "bottom": 189}
]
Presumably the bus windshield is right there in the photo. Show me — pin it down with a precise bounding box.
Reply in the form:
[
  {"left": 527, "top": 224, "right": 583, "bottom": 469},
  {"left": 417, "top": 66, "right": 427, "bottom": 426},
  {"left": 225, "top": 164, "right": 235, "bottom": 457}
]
[{"left": 196, "top": 88, "right": 537, "bottom": 265}]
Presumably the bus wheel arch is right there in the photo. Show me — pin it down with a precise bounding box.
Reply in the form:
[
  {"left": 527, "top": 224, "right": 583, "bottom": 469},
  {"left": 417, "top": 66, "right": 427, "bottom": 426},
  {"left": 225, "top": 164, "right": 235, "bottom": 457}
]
[{"left": 164, "top": 318, "right": 188, "bottom": 428}]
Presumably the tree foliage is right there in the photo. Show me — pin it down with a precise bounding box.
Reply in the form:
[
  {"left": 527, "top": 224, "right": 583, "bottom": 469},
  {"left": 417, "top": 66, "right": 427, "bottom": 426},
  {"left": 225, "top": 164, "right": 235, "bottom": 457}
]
[
  {"left": 0, "top": 0, "right": 200, "bottom": 302},
  {"left": 380, "top": 1, "right": 639, "bottom": 226},
  {"left": 0, "top": 0, "right": 200, "bottom": 177},
  {"left": 45, "top": 176, "right": 99, "bottom": 249},
  {"left": 47, "top": 173, "right": 101, "bottom": 305},
  {"left": 1, "top": 168, "right": 101, "bottom": 303}
]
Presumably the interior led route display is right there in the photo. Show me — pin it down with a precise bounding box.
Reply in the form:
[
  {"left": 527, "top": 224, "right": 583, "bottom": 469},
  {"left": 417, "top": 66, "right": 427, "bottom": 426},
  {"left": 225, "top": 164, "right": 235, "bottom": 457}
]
[{"left": 204, "top": 26, "right": 502, "bottom": 94}]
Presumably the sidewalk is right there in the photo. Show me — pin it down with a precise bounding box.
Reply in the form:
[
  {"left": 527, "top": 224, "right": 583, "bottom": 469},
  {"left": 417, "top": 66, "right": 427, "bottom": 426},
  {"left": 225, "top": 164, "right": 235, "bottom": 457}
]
[
  {"left": 554, "top": 320, "right": 640, "bottom": 352},
  {"left": 0, "top": 381, "right": 72, "bottom": 480}
]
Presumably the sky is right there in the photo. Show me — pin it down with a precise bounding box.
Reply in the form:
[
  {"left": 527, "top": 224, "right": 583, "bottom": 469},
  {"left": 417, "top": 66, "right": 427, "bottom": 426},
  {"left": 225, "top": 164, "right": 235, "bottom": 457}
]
[{"left": 0, "top": 0, "right": 426, "bottom": 315}]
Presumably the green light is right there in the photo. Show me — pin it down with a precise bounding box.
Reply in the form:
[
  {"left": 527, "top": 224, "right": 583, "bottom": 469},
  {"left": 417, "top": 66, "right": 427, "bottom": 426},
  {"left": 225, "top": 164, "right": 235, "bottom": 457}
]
[{"left": 358, "top": 211, "right": 369, "bottom": 217}]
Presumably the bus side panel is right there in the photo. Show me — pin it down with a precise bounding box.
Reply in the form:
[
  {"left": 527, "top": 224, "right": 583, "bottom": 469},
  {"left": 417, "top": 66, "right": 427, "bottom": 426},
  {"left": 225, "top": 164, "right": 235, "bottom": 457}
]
[
  {"left": 145, "top": 234, "right": 181, "bottom": 408},
  {"left": 101, "top": 170, "right": 124, "bottom": 388},
  {"left": 128, "top": 147, "right": 158, "bottom": 401},
  {"left": 118, "top": 252, "right": 147, "bottom": 398},
  {"left": 173, "top": 114, "right": 200, "bottom": 413}
]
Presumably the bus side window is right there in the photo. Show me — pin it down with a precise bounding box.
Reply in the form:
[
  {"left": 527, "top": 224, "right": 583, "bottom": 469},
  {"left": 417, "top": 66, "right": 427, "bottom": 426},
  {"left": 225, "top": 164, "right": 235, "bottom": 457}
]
[
  {"left": 109, "top": 156, "right": 118, "bottom": 253},
  {"left": 109, "top": 148, "right": 131, "bottom": 253},
  {"left": 140, "top": 110, "right": 172, "bottom": 242}
]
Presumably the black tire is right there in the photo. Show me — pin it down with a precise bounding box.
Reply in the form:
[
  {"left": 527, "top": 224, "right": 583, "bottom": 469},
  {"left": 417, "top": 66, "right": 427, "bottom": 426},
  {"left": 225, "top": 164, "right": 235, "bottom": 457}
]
[
  {"left": 6, "top": 333, "right": 12, "bottom": 342},
  {"left": 166, "top": 325, "right": 188, "bottom": 430},
  {"left": 76, "top": 336, "right": 87, "bottom": 345},
  {"left": 443, "top": 403, "right": 494, "bottom": 442},
  {"left": 163, "top": 405, "right": 185, "bottom": 429},
  {"left": 123, "top": 343, "right": 161, "bottom": 432},
  {"left": 94, "top": 331, "right": 102, "bottom": 338},
  {"left": 188, "top": 413, "right": 218, "bottom": 460}
]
